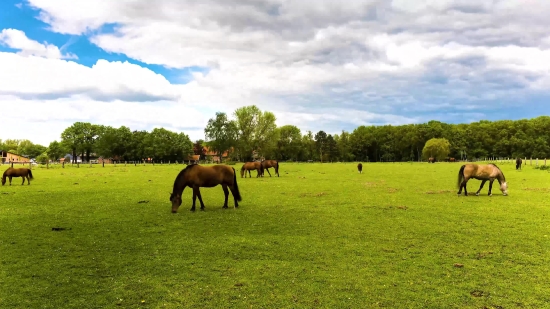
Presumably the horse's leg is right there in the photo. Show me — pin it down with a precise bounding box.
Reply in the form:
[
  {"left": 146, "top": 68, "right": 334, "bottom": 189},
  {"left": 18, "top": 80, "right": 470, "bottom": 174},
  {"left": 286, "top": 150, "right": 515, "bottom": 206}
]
[
  {"left": 458, "top": 177, "right": 469, "bottom": 196},
  {"left": 9, "top": 176, "right": 12, "bottom": 185},
  {"left": 275, "top": 167, "right": 279, "bottom": 177},
  {"left": 247, "top": 170, "right": 251, "bottom": 178},
  {"left": 194, "top": 186, "right": 206, "bottom": 211},
  {"left": 488, "top": 180, "right": 494, "bottom": 196},
  {"left": 265, "top": 167, "right": 272, "bottom": 177},
  {"left": 228, "top": 185, "right": 239, "bottom": 208},
  {"left": 21, "top": 177, "right": 25, "bottom": 185},
  {"left": 222, "top": 184, "right": 229, "bottom": 209},
  {"left": 475, "top": 180, "right": 487, "bottom": 196},
  {"left": 190, "top": 188, "right": 197, "bottom": 212}
]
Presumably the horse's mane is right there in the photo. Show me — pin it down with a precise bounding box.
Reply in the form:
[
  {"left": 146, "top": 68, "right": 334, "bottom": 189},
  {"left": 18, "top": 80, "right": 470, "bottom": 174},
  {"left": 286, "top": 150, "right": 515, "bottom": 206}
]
[
  {"left": 488, "top": 163, "right": 506, "bottom": 180},
  {"left": 172, "top": 164, "right": 197, "bottom": 190}
]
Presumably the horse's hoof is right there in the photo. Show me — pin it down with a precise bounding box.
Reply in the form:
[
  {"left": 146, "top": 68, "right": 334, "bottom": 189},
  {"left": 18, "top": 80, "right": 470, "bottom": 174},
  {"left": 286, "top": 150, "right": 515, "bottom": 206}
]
[
  {"left": 476, "top": 193, "right": 480, "bottom": 196},
  {"left": 190, "top": 208, "right": 195, "bottom": 212},
  {"left": 200, "top": 208, "right": 205, "bottom": 211}
]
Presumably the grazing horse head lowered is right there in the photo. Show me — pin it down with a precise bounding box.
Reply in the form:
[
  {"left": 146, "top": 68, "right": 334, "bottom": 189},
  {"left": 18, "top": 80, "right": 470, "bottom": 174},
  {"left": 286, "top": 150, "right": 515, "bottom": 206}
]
[
  {"left": 457, "top": 163, "right": 508, "bottom": 196},
  {"left": 170, "top": 164, "right": 242, "bottom": 213}
]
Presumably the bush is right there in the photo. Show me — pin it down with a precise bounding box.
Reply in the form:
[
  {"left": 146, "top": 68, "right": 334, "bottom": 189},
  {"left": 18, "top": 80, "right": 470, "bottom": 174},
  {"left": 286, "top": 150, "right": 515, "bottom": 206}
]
[{"left": 36, "top": 153, "right": 49, "bottom": 164}]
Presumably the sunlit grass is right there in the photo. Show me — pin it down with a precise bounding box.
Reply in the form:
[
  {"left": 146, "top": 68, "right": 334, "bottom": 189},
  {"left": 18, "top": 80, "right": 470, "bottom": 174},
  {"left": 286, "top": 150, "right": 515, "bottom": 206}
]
[{"left": 1, "top": 161, "right": 549, "bottom": 308}]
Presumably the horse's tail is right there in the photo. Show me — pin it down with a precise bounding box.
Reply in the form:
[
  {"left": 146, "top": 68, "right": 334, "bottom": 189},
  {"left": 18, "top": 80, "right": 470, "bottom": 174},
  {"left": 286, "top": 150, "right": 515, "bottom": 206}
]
[
  {"left": 232, "top": 167, "right": 242, "bottom": 201},
  {"left": 28, "top": 169, "right": 34, "bottom": 179},
  {"left": 457, "top": 165, "right": 465, "bottom": 189}
]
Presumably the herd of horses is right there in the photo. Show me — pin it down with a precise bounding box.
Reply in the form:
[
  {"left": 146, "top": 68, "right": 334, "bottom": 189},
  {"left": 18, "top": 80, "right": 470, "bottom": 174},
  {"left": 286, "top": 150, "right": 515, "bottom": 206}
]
[{"left": 1, "top": 156, "right": 523, "bottom": 213}]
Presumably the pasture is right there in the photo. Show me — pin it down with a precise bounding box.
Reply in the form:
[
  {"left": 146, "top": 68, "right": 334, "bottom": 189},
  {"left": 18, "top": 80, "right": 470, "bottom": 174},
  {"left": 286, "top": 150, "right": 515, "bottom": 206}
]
[{"left": 1, "top": 162, "right": 549, "bottom": 308}]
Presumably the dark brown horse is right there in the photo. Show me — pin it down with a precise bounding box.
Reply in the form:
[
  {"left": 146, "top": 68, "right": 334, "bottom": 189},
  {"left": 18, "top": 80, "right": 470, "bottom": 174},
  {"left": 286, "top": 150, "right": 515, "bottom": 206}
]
[
  {"left": 2, "top": 167, "right": 33, "bottom": 186},
  {"left": 357, "top": 163, "right": 363, "bottom": 174},
  {"left": 240, "top": 161, "right": 263, "bottom": 178},
  {"left": 428, "top": 157, "right": 436, "bottom": 163},
  {"left": 516, "top": 158, "right": 522, "bottom": 170},
  {"left": 457, "top": 163, "right": 508, "bottom": 196},
  {"left": 260, "top": 159, "right": 279, "bottom": 177},
  {"left": 170, "top": 164, "right": 242, "bottom": 213}
]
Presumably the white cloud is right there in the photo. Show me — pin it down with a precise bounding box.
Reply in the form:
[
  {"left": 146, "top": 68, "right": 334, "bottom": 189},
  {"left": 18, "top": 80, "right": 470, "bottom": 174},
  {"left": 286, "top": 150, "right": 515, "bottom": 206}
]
[
  {"left": 0, "top": 28, "right": 77, "bottom": 59},
  {"left": 1, "top": 0, "right": 550, "bottom": 145}
]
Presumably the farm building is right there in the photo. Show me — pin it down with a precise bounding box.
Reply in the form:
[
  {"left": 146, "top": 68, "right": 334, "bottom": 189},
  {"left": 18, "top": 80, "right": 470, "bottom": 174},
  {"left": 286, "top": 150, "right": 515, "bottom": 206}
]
[
  {"left": 203, "top": 146, "right": 231, "bottom": 163},
  {"left": 0, "top": 150, "right": 30, "bottom": 164}
]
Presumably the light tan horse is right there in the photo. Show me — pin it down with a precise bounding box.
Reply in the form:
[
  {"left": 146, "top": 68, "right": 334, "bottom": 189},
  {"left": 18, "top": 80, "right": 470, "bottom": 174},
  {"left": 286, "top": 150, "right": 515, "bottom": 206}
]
[
  {"left": 2, "top": 167, "right": 34, "bottom": 186},
  {"left": 260, "top": 159, "right": 279, "bottom": 177},
  {"left": 170, "top": 164, "right": 242, "bottom": 213},
  {"left": 457, "top": 163, "right": 508, "bottom": 196},
  {"left": 240, "top": 161, "right": 263, "bottom": 178}
]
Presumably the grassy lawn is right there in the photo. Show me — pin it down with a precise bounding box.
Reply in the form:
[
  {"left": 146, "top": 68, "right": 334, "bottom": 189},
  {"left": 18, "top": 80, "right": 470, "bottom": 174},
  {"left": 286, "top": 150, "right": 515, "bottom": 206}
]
[{"left": 1, "top": 161, "right": 550, "bottom": 308}]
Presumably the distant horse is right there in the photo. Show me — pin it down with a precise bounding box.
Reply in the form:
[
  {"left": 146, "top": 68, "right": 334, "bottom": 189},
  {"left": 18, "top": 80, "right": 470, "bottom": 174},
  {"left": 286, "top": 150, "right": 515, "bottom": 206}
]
[
  {"left": 261, "top": 159, "right": 280, "bottom": 177},
  {"left": 457, "top": 163, "right": 508, "bottom": 196},
  {"left": 449, "top": 157, "right": 456, "bottom": 162},
  {"left": 428, "top": 157, "right": 436, "bottom": 163},
  {"left": 170, "top": 164, "right": 242, "bottom": 213},
  {"left": 516, "top": 158, "right": 522, "bottom": 170},
  {"left": 2, "top": 167, "right": 33, "bottom": 186},
  {"left": 357, "top": 163, "right": 363, "bottom": 174},
  {"left": 240, "top": 161, "right": 263, "bottom": 178}
]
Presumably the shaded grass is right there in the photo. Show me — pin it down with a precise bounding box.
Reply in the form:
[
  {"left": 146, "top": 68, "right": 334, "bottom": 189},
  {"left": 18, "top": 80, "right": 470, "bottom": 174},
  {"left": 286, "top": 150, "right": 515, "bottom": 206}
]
[{"left": 1, "top": 162, "right": 550, "bottom": 308}]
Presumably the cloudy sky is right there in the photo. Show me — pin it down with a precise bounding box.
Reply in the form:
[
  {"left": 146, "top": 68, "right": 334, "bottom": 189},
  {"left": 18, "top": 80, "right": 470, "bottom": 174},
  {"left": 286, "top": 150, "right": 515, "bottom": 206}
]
[{"left": 1, "top": 0, "right": 550, "bottom": 146}]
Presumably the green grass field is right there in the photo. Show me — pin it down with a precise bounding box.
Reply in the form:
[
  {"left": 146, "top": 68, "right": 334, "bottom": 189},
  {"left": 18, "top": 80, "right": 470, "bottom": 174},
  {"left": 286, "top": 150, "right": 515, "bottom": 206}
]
[{"left": 1, "top": 162, "right": 550, "bottom": 308}]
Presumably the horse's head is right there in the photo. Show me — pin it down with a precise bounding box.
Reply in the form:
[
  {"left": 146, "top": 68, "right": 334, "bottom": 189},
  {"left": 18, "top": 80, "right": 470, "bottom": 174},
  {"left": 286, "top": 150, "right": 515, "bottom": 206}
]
[
  {"left": 1, "top": 177, "right": 5, "bottom": 186},
  {"left": 170, "top": 192, "right": 182, "bottom": 213},
  {"left": 500, "top": 181, "right": 508, "bottom": 196}
]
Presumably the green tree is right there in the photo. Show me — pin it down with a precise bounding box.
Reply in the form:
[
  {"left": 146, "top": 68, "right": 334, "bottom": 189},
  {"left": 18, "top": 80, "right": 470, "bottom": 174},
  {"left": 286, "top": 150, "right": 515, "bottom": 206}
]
[
  {"left": 314, "top": 130, "right": 328, "bottom": 162},
  {"left": 95, "top": 126, "right": 132, "bottom": 159},
  {"left": 204, "top": 112, "right": 238, "bottom": 162},
  {"left": 47, "top": 141, "right": 66, "bottom": 161},
  {"left": 422, "top": 138, "right": 451, "bottom": 161},
  {"left": 275, "top": 125, "right": 302, "bottom": 161},
  {"left": 233, "top": 105, "right": 278, "bottom": 161}
]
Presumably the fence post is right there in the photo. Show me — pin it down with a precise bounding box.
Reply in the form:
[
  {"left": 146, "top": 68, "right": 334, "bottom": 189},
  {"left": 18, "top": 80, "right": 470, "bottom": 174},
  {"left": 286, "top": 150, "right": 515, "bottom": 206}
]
[{"left": 536, "top": 158, "right": 539, "bottom": 166}]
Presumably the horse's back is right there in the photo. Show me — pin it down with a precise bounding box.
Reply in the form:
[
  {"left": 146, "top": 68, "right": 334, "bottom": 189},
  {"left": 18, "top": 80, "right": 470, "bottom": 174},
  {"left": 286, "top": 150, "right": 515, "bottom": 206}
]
[
  {"left": 464, "top": 164, "right": 500, "bottom": 179},
  {"left": 187, "top": 164, "right": 235, "bottom": 186}
]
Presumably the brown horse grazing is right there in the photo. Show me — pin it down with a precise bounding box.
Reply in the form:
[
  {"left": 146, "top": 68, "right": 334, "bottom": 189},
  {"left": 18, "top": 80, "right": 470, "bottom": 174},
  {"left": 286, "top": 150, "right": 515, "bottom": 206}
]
[
  {"left": 457, "top": 163, "right": 508, "bottom": 196},
  {"left": 428, "top": 157, "right": 435, "bottom": 163},
  {"left": 2, "top": 167, "right": 34, "bottom": 186},
  {"left": 357, "top": 163, "right": 363, "bottom": 174},
  {"left": 260, "top": 159, "right": 279, "bottom": 177},
  {"left": 516, "top": 158, "right": 522, "bottom": 170},
  {"left": 169, "top": 164, "right": 242, "bottom": 213},
  {"left": 240, "top": 161, "right": 263, "bottom": 178},
  {"left": 449, "top": 157, "right": 456, "bottom": 162}
]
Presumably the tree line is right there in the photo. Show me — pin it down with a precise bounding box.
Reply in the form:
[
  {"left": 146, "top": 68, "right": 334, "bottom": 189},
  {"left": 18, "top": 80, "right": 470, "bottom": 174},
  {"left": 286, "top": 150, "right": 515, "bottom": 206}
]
[{"left": 2, "top": 106, "right": 550, "bottom": 164}]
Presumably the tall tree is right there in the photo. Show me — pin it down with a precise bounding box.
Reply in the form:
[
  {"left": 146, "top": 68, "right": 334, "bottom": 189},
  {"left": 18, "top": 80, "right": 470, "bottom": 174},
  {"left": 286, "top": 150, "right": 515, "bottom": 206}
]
[
  {"left": 204, "top": 112, "right": 238, "bottom": 162},
  {"left": 422, "top": 138, "right": 451, "bottom": 161},
  {"left": 276, "top": 125, "right": 302, "bottom": 161},
  {"left": 233, "top": 105, "right": 278, "bottom": 161},
  {"left": 47, "top": 141, "right": 66, "bottom": 161},
  {"left": 314, "top": 130, "right": 328, "bottom": 162}
]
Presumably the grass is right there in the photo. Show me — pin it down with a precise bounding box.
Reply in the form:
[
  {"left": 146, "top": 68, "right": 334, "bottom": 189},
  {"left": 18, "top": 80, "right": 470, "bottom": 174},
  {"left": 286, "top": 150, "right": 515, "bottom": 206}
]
[{"left": 1, "top": 161, "right": 550, "bottom": 308}]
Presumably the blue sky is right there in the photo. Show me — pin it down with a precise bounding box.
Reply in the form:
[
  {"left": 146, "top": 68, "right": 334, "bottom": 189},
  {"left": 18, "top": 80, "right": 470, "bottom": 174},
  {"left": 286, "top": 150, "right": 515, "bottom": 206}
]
[
  {"left": 0, "top": 0, "right": 208, "bottom": 84},
  {"left": 1, "top": 0, "right": 549, "bottom": 146}
]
